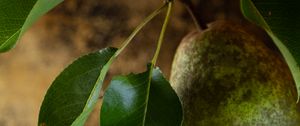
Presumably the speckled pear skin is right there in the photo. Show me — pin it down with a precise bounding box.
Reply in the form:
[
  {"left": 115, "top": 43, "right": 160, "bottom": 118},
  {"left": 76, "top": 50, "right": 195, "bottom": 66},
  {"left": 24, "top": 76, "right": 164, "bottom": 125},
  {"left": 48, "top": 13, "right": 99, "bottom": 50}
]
[{"left": 170, "top": 21, "right": 300, "bottom": 126}]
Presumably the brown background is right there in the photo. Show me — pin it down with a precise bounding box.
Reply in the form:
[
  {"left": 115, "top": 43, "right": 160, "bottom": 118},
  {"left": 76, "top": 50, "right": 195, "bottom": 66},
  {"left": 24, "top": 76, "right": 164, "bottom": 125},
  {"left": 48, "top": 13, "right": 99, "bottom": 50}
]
[{"left": 0, "top": 0, "right": 251, "bottom": 125}]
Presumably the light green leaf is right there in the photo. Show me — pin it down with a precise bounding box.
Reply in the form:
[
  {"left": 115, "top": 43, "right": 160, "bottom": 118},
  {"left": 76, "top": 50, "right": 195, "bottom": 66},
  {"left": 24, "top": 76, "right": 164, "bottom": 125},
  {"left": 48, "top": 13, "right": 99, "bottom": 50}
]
[
  {"left": 38, "top": 47, "right": 117, "bottom": 126},
  {"left": 101, "top": 65, "right": 183, "bottom": 126},
  {"left": 240, "top": 0, "right": 300, "bottom": 101},
  {"left": 0, "top": 0, "right": 63, "bottom": 52}
]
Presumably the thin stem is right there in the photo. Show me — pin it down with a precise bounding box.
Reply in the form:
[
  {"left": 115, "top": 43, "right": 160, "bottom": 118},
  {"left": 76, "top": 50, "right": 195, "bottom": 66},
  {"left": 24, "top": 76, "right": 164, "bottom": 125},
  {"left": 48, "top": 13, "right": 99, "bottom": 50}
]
[
  {"left": 184, "top": 3, "right": 202, "bottom": 31},
  {"left": 151, "top": 1, "right": 173, "bottom": 65},
  {"left": 101, "top": 2, "right": 168, "bottom": 91},
  {"left": 179, "top": 0, "right": 207, "bottom": 30},
  {"left": 114, "top": 3, "right": 168, "bottom": 56},
  {"left": 142, "top": 1, "right": 173, "bottom": 125}
]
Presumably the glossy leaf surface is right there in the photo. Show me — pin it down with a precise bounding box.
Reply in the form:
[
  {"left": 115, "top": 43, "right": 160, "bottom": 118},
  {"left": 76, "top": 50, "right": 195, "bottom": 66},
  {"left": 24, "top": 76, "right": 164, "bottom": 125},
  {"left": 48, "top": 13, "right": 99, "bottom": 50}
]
[
  {"left": 39, "top": 47, "right": 117, "bottom": 126},
  {"left": 241, "top": 0, "right": 300, "bottom": 100},
  {"left": 0, "top": 0, "right": 63, "bottom": 52},
  {"left": 101, "top": 66, "right": 183, "bottom": 126}
]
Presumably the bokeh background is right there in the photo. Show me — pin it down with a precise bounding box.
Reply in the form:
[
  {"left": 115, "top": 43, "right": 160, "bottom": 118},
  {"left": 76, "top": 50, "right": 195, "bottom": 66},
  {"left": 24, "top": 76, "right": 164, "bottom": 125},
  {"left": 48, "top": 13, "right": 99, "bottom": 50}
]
[{"left": 0, "top": 0, "right": 260, "bottom": 125}]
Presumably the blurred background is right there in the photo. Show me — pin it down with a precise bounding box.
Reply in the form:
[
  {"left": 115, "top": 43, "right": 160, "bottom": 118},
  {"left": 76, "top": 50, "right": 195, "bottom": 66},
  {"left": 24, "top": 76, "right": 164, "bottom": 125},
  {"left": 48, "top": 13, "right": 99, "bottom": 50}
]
[{"left": 0, "top": 0, "right": 254, "bottom": 125}]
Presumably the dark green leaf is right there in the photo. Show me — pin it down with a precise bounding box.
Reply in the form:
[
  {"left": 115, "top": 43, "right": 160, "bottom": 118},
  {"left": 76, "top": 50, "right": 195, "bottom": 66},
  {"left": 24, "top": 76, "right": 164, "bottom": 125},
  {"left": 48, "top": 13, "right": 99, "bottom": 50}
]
[
  {"left": 38, "top": 47, "right": 117, "bottom": 126},
  {"left": 101, "top": 65, "right": 183, "bottom": 126},
  {"left": 240, "top": 0, "right": 300, "bottom": 100},
  {"left": 0, "top": 0, "right": 63, "bottom": 52}
]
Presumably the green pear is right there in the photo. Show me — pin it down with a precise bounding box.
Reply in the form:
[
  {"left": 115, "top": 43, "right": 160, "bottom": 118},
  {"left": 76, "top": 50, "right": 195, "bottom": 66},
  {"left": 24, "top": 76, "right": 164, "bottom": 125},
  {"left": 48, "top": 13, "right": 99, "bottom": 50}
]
[{"left": 170, "top": 20, "right": 300, "bottom": 126}]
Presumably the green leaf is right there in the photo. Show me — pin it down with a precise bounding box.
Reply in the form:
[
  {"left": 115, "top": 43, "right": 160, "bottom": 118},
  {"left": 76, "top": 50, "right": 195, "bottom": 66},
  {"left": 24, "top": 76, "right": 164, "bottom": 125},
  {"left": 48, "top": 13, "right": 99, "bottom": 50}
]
[
  {"left": 0, "top": 0, "right": 63, "bottom": 52},
  {"left": 38, "top": 47, "right": 117, "bottom": 126},
  {"left": 240, "top": 0, "right": 300, "bottom": 101},
  {"left": 101, "top": 65, "right": 183, "bottom": 126}
]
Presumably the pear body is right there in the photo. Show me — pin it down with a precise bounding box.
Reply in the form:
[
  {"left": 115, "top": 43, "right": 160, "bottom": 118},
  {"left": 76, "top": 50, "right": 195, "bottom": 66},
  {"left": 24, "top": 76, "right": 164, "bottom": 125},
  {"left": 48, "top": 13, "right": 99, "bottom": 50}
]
[{"left": 170, "top": 21, "right": 300, "bottom": 126}]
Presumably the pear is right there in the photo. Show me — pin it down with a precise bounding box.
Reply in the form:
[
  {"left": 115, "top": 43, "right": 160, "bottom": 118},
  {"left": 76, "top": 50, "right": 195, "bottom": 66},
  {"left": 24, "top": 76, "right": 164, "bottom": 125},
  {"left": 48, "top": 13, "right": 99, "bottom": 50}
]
[{"left": 170, "top": 20, "right": 300, "bottom": 126}]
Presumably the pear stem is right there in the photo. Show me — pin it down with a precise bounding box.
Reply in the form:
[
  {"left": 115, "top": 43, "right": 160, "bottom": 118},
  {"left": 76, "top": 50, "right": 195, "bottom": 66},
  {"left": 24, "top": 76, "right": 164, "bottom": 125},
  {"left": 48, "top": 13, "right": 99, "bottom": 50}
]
[{"left": 179, "top": 0, "right": 207, "bottom": 31}]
